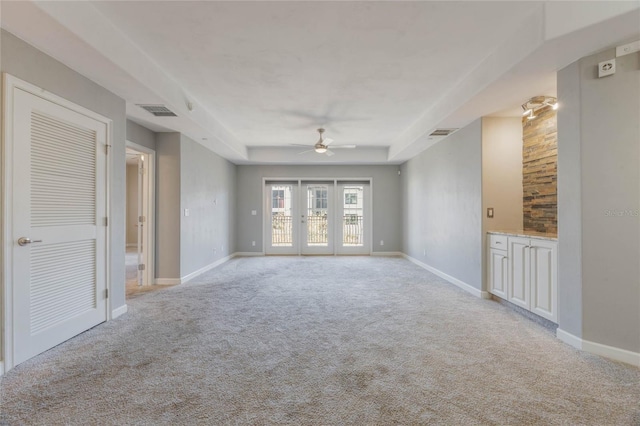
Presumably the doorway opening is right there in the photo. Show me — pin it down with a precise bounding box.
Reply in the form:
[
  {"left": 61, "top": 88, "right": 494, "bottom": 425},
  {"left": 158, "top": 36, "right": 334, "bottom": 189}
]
[{"left": 125, "top": 142, "right": 155, "bottom": 298}]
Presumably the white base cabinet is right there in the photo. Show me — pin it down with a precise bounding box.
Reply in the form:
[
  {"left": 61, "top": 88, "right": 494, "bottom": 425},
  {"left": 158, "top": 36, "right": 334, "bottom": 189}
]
[
  {"left": 488, "top": 235, "right": 508, "bottom": 299},
  {"left": 488, "top": 233, "right": 557, "bottom": 323}
]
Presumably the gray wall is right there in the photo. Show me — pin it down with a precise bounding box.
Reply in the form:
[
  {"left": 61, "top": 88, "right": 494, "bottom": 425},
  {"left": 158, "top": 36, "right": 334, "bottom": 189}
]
[
  {"left": 482, "top": 117, "right": 524, "bottom": 232},
  {"left": 126, "top": 165, "right": 139, "bottom": 245},
  {"left": 402, "top": 120, "right": 483, "bottom": 290},
  {"left": 180, "top": 135, "right": 236, "bottom": 277},
  {"left": 558, "top": 49, "right": 640, "bottom": 353},
  {"left": 557, "top": 60, "right": 584, "bottom": 339},
  {"left": 0, "top": 30, "right": 128, "bottom": 317},
  {"left": 155, "top": 132, "right": 237, "bottom": 279},
  {"left": 236, "top": 165, "right": 402, "bottom": 253},
  {"left": 156, "top": 133, "right": 182, "bottom": 279},
  {"left": 126, "top": 119, "right": 156, "bottom": 151}
]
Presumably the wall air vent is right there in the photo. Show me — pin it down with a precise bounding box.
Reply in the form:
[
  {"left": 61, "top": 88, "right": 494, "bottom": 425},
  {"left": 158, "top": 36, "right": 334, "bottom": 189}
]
[
  {"left": 429, "top": 128, "right": 458, "bottom": 137},
  {"left": 137, "top": 104, "right": 177, "bottom": 117}
]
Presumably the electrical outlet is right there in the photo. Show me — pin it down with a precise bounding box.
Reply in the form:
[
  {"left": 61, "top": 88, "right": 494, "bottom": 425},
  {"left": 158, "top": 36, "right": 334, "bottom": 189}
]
[
  {"left": 213, "top": 248, "right": 217, "bottom": 254},
  {"left": 380, "top": 240, "right": 384, "bottom": 246},
  {"left": 252, "top": 241, "right": 256, "bottom": 247},
  {"left": 251, "top": 210, "right": 257, "bottom": 216}
]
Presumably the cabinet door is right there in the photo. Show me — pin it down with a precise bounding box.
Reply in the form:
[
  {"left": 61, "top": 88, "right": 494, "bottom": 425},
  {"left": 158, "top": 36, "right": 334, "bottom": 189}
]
[
  {"left": 530, "top": 240, "right": 558, "bottom": 322},
  {"left": 508, "top": 237, "right": 530, "bottom": 310},
  {"left": 488, "top": 248, "right": 508, "bottom": 299}
]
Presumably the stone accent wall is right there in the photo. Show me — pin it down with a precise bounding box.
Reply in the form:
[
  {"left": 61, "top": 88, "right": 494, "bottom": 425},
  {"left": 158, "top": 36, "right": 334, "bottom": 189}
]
[{"left": 523, "top": 106, "right": 557, "bottom": 234}]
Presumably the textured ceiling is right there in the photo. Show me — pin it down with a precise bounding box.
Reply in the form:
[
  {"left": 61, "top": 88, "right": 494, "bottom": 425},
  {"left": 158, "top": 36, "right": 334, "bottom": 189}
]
[
  {"left": 92, "top": 1, "right": 538, "bottom": 147},
  {"left": 2, "top": 1, "right": 638, "bottom": 164}
]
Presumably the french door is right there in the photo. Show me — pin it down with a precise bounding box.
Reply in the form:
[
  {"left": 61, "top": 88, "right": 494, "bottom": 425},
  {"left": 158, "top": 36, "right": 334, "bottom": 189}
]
[
  {"left": 265, "top": 183, "right": 299, "bottom": 254},
  {"left": 301, "top": 183, "right": 334, "bottom": 255},
  {"left": 265, "top": 180, "right": 370, "bottom": 255},
  {"left": 336, "top": 183, "right": 370, "bottom": 255}
]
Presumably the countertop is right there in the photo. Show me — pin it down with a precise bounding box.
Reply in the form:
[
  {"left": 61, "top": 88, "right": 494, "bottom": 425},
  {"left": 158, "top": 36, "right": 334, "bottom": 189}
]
[{"left": 487, "top": 230, "right": 558, "bottom": 241}]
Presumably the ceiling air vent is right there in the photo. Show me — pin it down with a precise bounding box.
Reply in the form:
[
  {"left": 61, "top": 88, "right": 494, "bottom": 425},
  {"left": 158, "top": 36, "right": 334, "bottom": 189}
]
[
  {"left": 429, "top": 128, "right": 458, "bottom": 137},
  {"left": 137, "top": 104, "right": 177, "bottom": 117}
]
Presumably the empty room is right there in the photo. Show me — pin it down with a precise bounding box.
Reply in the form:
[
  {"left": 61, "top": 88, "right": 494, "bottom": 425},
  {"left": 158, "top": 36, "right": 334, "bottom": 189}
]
[{"left": 1, "top": 1, "right": 639, "bottom": 424}]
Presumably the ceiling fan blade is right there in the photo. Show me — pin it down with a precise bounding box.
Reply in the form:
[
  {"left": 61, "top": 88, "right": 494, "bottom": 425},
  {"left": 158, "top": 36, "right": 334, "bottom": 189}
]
[
  {"left": 323, "top": 138, "right": 334, "bottom": 146},
  {"left": 298, "top": 149, "right": 314, "bottom": 155},
  {"left": 325, "top": 150, "right": 336, "bottom": 157},
  {"left": 329, "top": 145, "right": 356, "bottom": 149}
]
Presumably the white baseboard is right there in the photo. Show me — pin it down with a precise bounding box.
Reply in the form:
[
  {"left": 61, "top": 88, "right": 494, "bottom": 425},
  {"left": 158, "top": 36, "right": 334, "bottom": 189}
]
[
  {"left": 371, "top": 251, "right": 403, "bottom": 257},
  {"left": 556, "top": 328, "right": 583, "bottom": 349},
  {"left": 111, "top": 304, "right": 128, "bottom": 319},
  {"left": 402, "top": 254, "right": 490, "bottom": 299},
  {"left": 557, "top": 328, "right": 640, "bottom": 367},
  {"left": 155, "top": 278, "right": 181, "bottom": 285},
  {"left": 234, "top": 251, "right": 264, "bottom": 257},
  {"left": 180, "top": 254, "right": 236, "bottom": 284}
]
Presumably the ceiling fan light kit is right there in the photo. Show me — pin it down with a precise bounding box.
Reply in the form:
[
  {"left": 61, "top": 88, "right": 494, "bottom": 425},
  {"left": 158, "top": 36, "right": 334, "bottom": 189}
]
[{"left": 294, "top": 128, "right": 356, "bottom": 156}]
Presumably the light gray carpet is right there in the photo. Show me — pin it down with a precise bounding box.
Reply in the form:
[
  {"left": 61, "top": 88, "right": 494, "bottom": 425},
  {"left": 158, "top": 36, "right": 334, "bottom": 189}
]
[{"left": 1, "top": 256, "right": 639, "bottom": 425}]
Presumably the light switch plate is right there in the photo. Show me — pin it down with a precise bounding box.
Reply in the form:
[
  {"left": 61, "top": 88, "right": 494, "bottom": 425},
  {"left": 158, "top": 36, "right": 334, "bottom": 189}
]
[
  {"left": 487, "top": 208, "right": 494, "bottom": 218},
  {"left": 598, "top": 59, "right": 616, "bottom": 78},
  {"left": 184, "top": 208, "right": 189, "bottom": 217},
  {"left": 251, "top": 210, "right": 257, "bottom": 216}
]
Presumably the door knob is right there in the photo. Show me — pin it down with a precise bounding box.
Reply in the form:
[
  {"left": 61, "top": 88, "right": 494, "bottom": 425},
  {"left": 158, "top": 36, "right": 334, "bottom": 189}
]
[{"left": 18, "top": 237, "right": 43, "bottom": 246}]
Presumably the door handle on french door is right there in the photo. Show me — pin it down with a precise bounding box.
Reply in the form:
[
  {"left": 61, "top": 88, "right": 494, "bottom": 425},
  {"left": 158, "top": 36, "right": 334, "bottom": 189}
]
[{"left": 17, "top": 237, "right": 43, "bottom": 246}]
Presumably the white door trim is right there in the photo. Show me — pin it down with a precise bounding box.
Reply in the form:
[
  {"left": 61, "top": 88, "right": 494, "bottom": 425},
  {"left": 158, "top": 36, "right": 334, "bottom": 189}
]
[
  {"left": 1, "top": 73, "right": 112, "bottom": 373},
  {"left": 125, "top": 141, "right": 156, "bottom": 287}
]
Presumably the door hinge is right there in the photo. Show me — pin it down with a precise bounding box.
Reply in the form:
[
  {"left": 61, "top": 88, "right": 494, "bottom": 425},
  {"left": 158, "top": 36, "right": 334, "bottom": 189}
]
[
  {"left": 105, "top": 289, "right": 109, "bottom": 299},
  {"left": 139, "top": 215, "right": 146, "bottom": 223},
  {"left": 104, "top": 217, "right": 109, "bottom": 226},
  {"left": 138, "top": 264, "right": 146, "bottom": 271},
  {"left": 139, "top": 167, "right": 146, "bottom": 175},
  {"left": 105, "top": 144, "right": 111, "bottom": 154}
]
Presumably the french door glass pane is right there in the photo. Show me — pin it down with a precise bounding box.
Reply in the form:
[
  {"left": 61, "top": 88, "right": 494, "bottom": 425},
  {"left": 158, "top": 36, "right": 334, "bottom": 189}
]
[
  {"left": 306, "top": 185, "right": 328, "bottom": 246},
  {"left": 342, "top": 186, "right": 364, "bottom": 246},
  {"left": 271, "top": 185, "right": 293, "bottom": 246}
]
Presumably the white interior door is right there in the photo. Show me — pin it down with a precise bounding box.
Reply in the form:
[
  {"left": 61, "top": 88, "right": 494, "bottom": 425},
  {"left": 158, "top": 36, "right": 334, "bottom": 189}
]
[
  {"left": 265, "top": 183, "right": 298, "bottom": 254},
  {"left": 301, "top": 183, "right": 334, "bottom": 255},
  {"left": 336, "top": 183, "right": 370, "bottom": 254},
  {"left": 9, "top": 83, "right": 108, "bottom": 368}
]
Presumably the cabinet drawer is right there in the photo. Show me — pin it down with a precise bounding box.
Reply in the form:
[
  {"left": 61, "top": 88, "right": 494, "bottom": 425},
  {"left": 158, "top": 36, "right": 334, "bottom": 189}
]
[{"left": 488, "top": 234, "right": 508, "bottom": 250}]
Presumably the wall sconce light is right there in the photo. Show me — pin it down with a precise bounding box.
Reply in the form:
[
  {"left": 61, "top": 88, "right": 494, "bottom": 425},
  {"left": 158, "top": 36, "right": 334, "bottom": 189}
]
[{"left": 521, "top": 95, "right": 558, "bottom": 120}]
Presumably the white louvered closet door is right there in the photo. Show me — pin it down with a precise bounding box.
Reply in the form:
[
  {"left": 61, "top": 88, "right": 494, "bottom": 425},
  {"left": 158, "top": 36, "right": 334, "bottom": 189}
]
[{"left": 12, "top": 88, "right": 107, "bottom": 367}]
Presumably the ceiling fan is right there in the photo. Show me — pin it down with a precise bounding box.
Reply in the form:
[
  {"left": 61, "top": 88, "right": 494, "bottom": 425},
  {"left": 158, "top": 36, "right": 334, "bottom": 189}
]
[{"left": 293, "top": 128, "right": 356, "bottom": 156}]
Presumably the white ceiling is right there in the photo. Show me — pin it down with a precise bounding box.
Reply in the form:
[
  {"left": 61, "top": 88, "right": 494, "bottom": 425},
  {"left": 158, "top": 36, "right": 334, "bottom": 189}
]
[{"left": 2, "top": 1, "right": 639, "bottom": 165}]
